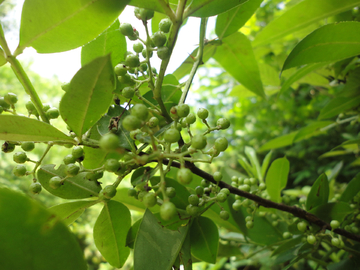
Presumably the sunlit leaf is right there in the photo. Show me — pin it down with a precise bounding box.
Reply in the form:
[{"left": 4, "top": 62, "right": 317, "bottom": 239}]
[
  {"left": 0, "top": 115, "right": 75, "bottom": 142},
  {"left": 0, "top": 188, "right": 87, "bottom": 269},
  {"left": 259, "top": 132, "right": 298, "bottom": 152},
  {"left": 18, "top": 0, "right": 129, "bottom": 53},
  {"left": 94, "top": 200, "right": 131, "bottom": 268},
  {"left": 265, "top": 157, "right": 290, "bottom": 203},
  {"left": 186, "top": 0, "right": 248, "bottom": 17},
  {"left": 293, "top": 121, "right": 333, "bottom": 142}
]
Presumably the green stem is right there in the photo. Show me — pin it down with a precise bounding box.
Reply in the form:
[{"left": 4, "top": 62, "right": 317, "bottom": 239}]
[
  {"left": 179, "top": 17, "right": 208, "bottom": 105},
  {"left": 153, "top": 0, "right": 188, "bottom": 123},
  {"left": 0, "top": 24, "right": 48, "bottom": 123},
  {"left": 31, "top": 143, "right": 53, "bottom": 178},
  {"left": 157, "top": 0, "right": 176, "bottom": 22},
  {"left": 320, "top": 115, "right": 358, "bottom": 132}
]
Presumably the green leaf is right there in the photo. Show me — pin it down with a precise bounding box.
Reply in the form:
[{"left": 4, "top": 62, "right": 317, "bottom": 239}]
[
  {"left": 0, "top": 47, "right": 6, "bottom": 66},
  {"left": 293, "top": 121, "right": 333, "bottom": 142},
  {"left": 37, "top": 164, "right": 102, "bottom": 199},
  {"left": 126, "top": 218, "right": 142, "bottom": 249},
  {"left": 0, "top": 188, "right": 87, "bottom": 270},
  {"left": 179, "top": 232, "right": 193, "bottom": 270},
  {"left": 265, "top": 157, "right": 290, "bottom": 203},
  {"left": 94, "top": 200, "right": 131, "bottom": 268},
  {"left": 279, "top": 63, "right": 328, "bottom": 96},
  {"left": 318, "top": 96, "right": 360, "bottom": 120},
  {"left": 60, "top": 55, "right": 115, "bottom": 138},
  {"left": 271, "top": 236, "right": 303, "bottom": 257},
  {"left": 18, "top": 0, "right": 129, "bottom": 53},
  {"left": 213, "top": 32, "right": 265, "bottom": 98},
  {"left": 128, "top": 0, "right": 166, "bottom": 14},
  {"left": 238, "top": 154, "right": 255, "bottom": 178},
  {"left": 259, "top": 131, "right": 298, "bottom": 152},
  {"left": 340, "top": 173, "right": 360, "bottom": 203},
  {"left": 190, "top": 216, "right": 219, "bottom": 264},
  {"left": 306, "top": 173, "right": 329, "bottom": 210},
  {"left": 244, "top": 146, "right": 262, "bottom": 181},
  {"left": 309, "top": 202, "right": 352, "bottom": 223},
  {"left": 134, "top": 209, "right": 189, "bottom": 270},
  {"left": 173, "top": 40, "right": 221, "bottom": 80},
  {"left": 0, "top": 115, "right": 75, "bottom": 142},
  {"left": 339, "top": 67, "right": 360, "bottom": 97},
  {"left": 187, "top": 0, "right": 248, "bottom": 17},
  {"left": 131, "top": 167, "right": 155, "bottom": 186},
  {"left": 48, "top": 200, "right": 97, "bottom": 226},
  {"left": 261, "top": 150, "right": 273, "bottom": 179},
  {"left": 282, "top": 22, "right": 360, "bottom": 71},
  {"left": 81, "top": 20, "right": 127, "bottom": 68},
  {"left": 215, "top": 0, "right": 262, "bottom": 39},
  {"left": 253, "top": 0, "right": 360, "bottom": 47}
]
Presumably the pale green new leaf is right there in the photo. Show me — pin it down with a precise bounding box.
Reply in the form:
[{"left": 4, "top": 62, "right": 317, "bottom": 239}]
[
  {"left": 244, "top": 146, "right": 262, "bottom": 181},
  {"left": 0, "top": 188, "right": 87, "bottom": 270},
  {"left": 18, "top": 0, "right": 129, "bottom": 53},
  {"left": 81, "top": 20, "right": 127, "bottom": 67},
  {"left": 253, "top": 0, "right": 360, "bottom": 47},
  {"left": 238, "top": 154, "right": 255, "bottom": 178},
  {"left": 282, "top": 22, "right": 360, "bottom": 71},
  {"left": 261, "top": 150, "right": 273, "bottom": 179},
  {"left": 266, "top": 157, "right": 290, "bottom": 203},
  {"left": 0, "top": 115, "right": 74, "bottom": 142},
  {"left": 215, "top": 0, "right": 262, "bottom": 39},
  {"left": 94, "top": 201, "right": 131, "bottom": 268},
  {"left": 48, "top": 200, "right": 97, "bottom": 226},
  {"left": 60, "top": 55, "right": 115, "bottom": 137},
  {"left": 213, "top": 32, "right": 265, "bottom": 98},
  {"left": 318, "top": 96, "right": 360, "bottom": 120}
]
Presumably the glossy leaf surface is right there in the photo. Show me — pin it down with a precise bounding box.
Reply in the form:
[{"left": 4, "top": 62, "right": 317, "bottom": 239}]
[
  {"left": 0, "top": 115, "right": 74, "bottom": 142},
  {"left": 60, "top": 55, "right": 115, "bottom": 137},
  {"left": 18, "top": 0, "right": 129, "bottom": 53},
  {"left": 94, "top": 200, "right": 131, "bottom": 268},
  {"left": 0, "top": 188, "right": 87, "bottom": 270},
  {"left": 266, "top": 157, "right": 290, "bottom": 203}
]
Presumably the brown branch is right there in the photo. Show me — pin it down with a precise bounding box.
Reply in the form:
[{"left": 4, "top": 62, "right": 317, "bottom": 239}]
[{"left": 162, "top": 159, "right": 360, "bottom": 243}]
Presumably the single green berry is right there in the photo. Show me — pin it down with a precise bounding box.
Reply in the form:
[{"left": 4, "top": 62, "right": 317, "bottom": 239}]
[
  {"left": 216, "top": 192, "right": 227, "bottom": 203},
  {"left": 185, "top": 113, "right": 196, "bottom": 125},
  {"left": 239, "top": 184, "right": 251, "bottom": 192},
  {"left": 195, "top": 186, "right": 204, "bottom": 196},
  {"left": 186, "top": 205, "right": 200, "bottom": 216},
  {"left": 307, "top": 235, "right": 316, "bottom": 245},
  {"left": 128, "top": 188, "right": 137, "bottom": 197},
  {"left": 43, "top": 104, "right": 51, "bottom": 112},
  {"left": 259, "top": 183, "right": 266, "bottom": 190},
  {"left": 220, "top": 210, "right": 230, "bottom": 220},
  {"left": 118, "top": 73, "right": 134, "bottom": 85},
  {"left": 138, "top": 190, "right": 147, "bottom": 201},
  {"left": 128, "top": 30, "right": 139, "bottom": 41},
  {"left": 21, "top": 142, "right": 35, "bottom": 152},
  {"left": 217, "top": 118, "right": 230, "bottom": 129},
  {"left": 160, "top": 201, "right": 177, "bottom": 220},
  {"left": 331, "top": 238, "right": 340, "bottom": 247},
  {"left": 177, "top": 168, "right": 193, "bottom": 184},
  {"left": 244, "top": 178, "right": 251, "bottom": 185},
  {"left": 143, "top": 193, "right": 157, "bottom": 208},
  {"left": 4, "top": 92, "right": 18, "bottom": 105},
  {"left": 131, "top": 104, "right": 149, "bottom": 121},
  {"left": 120, "top": 23, "right": 134, "bottom": 36},
  {"left": 191, "top": 134, "right": 207, "bottom": 150},
  {"left": 159, "top": 18, "right": 172, "bottom": 33},
  {"left": 72, "top": 146, "right": 84, "bottom": 159},
  {"left": 197, "top": 108, "right": 209, "bottom": 120},
  {"left": 201, "top": 179, "right": 210, "bottom": 187},
  {"left": 214, "top": 137, "right": 228, "bottom": 152},
  {"left": 2, "top": 142, "right": 16, "bottom": 153},
  {"left": 163, "top": 128, "right": 180, "bottom": 143},
  {"left": 297, "top": 221, "right": 307, "bottom": 232},
  {"left": 140, "top": 63, "right": 148, "bottom": 72},
  {"left": 122, "top": 115, "right": 142, "bottom": 131},
  {"left": 30, "top": 182, "right": 42, "bottom": 194},
  {"left": 0, "top": 97, "right": 10, "bottom": 109},
  {"left": 148, "top": 117, "right": 159, "bottom": 128},
  {"left": 86, "top": 171, "right": 104, "bottom": 181},
  {"left": 63, "top": 154, "right": 77, "bottom": 165},
  {"left": 220, "top": 188, "right": 230, "bottom": 195},
  {"left": 330, "top": 220, "right": 340, "bottom": 230},
  {"left": 99, "top": 133, "right": 119, "bottom": 152},
  {"left": 122, "top": 87, "right": 135, "bottom": 99},
  {"left": 188, "top": 194, "right": 199, "bottom": 206},
  {"left": 142, "top": 49, "right": 153, "bottom": 58},
  {"left": 13, "top": 164, "right": 27, "bottom": 177},
  {"left": 65, "top": 163, "right": 80, "bottom": 177},
  {"left": 49, "top": 176, "right": 63, "bottom": 189},
  {"left": 99, "top": 185, "right": 117, "bottom": 199},
  {"left": 213, "top": 171, "right": 222, "bottom": 182},
  {"left": 134, "top": 7, "right": 154, "bottom": 21},
  {"left": 114, "top": 64, "right": 127, "bottom": 76},
  {"left": 104, "top": 159, "right": 121, "bottom": 172},
  {"left": 133, "top": 42, "right": 144, "bottom": 53},
  {"left": 125, "top": 54, "right": 140, "bottom": 68},
  {"left": 157, "top": 46, "right": 170, "bottom": 60},
  {"left": 165, "top": 187, "right": 176, "bottom": 198},
  {"left": 151, "top": 31, "right": 167, "bottom": 47},
  {"left": 245, "top": 216, "right": 253, "bottom": 222},
  {"left": 46, "top": 108, "right": 60, "bottom": 119},
  {"left": 246, "top": 220, "right": 254, "bottom": 229},
  {"left": 232, "top": 200, "right": 242, "bottom": 211},
  {"left": 283, "top": 232, "right": 292, "bottom": 239},
  {"left": 13, "top": 151, "right": 28, "bottom": 163}
]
